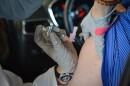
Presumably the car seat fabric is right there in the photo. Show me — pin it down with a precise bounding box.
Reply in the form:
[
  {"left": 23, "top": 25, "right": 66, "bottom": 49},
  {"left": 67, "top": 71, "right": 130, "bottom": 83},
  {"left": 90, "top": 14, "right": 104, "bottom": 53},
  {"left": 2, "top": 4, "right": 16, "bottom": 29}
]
[{"left": 102, "top": 7, "right": 130, "bottom": 86}]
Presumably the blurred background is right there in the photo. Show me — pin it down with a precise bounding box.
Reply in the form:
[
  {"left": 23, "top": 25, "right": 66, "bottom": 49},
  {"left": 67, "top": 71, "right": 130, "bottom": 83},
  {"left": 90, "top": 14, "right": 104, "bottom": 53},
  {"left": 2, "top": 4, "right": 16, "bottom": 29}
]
[{"left": 0, "top": 0, "right": 94, "bottom": 82}]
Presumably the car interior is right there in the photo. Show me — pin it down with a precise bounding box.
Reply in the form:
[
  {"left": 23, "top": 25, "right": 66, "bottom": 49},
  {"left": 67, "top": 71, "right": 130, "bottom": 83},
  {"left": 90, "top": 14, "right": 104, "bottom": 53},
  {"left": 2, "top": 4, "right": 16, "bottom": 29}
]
[
  {"left": 0, "top": 0, "right": 129, "bottom": 85},
  {"left": 0, "top": 0, "right": 94, "bottom": 82}
]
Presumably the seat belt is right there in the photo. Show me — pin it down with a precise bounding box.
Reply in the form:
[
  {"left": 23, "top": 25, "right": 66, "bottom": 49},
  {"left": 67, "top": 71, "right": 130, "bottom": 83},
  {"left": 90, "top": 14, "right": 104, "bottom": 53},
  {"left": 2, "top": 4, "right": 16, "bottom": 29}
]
[{"left": 102, "top": 7, "right": 130, "bottom": 86}]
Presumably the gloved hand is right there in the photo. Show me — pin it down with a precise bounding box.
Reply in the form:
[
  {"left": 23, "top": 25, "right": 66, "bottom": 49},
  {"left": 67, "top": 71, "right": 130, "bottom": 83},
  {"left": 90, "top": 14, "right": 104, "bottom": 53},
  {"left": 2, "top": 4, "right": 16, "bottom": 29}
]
[
  {"left": 34, "top": 25, "right": 78, "bottom": 73},
  {"left": 80, "top": 8, "right": 115, "bottom": 59}
]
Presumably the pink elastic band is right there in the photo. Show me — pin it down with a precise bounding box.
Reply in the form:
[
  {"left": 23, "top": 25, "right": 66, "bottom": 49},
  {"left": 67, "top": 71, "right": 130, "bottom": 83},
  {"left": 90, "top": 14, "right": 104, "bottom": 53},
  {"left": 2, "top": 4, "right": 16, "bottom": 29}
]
[
  {"left": 95, "top": 25, "right": 110, "bottom": 36},
  {"left": 95, "top": 16, "right": 118, "bottom": 36}
]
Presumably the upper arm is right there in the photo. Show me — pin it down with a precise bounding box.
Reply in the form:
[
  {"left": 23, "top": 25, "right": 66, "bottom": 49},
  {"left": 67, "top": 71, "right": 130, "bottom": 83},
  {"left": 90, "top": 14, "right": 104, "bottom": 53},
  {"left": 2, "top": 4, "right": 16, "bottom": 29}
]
[{"left": 67, "top": 37, "right": 102, "bottom": 86}]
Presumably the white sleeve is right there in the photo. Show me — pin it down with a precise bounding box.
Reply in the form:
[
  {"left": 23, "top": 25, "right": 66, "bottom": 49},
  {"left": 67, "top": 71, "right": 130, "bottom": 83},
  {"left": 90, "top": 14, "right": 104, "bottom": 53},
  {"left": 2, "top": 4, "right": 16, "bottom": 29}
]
[
  {"left": 0, "top": 65, "right": 24, "bottom": 86},
  {"left": 0, "top": 65, "right": 59, "bottom": 86},
  {"left": 33, "top": 66, "right": 58, "bottom": 86}
]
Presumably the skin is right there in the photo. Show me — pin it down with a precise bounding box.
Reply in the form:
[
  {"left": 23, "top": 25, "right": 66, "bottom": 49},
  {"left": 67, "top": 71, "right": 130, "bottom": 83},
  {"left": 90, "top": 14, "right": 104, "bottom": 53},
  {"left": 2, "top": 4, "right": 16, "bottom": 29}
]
[
  {"left": 55, "top": 0, "right": 127, "bottom": 86},
  {"left": 57, "top": 0, "right": 117, "bottom": 85},
  {"left": 116, "top": 3, "right": 126, "bottom": 12},
  {"left": 57, "top": 37, "right": 102, "bottom": 86},
  {"left": 0, "top": 0, "right": 127, "bottom": 86},
  {"left": 67, "top": 37, "right": 102, "bottom": 86},
  {"left": 66, "top": 2, "right": 127, "bottom": 86},
  {"left": 92, "top": 1, "right": 115, "bottom": 18}
]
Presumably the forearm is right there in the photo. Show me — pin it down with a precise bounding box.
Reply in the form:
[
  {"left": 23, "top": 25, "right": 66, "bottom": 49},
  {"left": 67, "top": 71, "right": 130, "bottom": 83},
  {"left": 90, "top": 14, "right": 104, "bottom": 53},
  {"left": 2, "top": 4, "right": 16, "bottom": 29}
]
[
  {"left": 55, "top": 57, "right": 77, "bottom": 85},
  {"left": 56, "top": 66, "right": 68, "bottom": 85},
  {"left": 92, "top": 0, "right": 118, "bottom": 18}
]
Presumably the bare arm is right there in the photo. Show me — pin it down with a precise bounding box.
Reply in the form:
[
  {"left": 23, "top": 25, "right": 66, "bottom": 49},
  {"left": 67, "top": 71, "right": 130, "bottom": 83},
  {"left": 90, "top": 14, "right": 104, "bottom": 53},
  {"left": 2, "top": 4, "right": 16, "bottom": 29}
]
[
  {"left": 67, "top": 37, "right": 102, "bottom": 86},
  {"left": 66, "top": 0, "right": 118, "bottom": 85}
]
